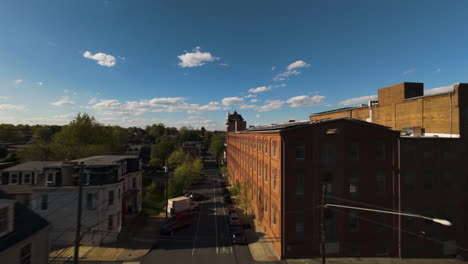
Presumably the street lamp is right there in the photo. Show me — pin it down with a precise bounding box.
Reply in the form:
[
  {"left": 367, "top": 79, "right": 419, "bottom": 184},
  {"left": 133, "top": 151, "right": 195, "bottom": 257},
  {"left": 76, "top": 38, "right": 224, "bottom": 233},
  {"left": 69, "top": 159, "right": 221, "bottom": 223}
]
[
  {"left": 323, "top": 203, "right": 452, "bottom": 226},
  {"left": 320, "top": 202, "right": 452, "bottom": 264}
]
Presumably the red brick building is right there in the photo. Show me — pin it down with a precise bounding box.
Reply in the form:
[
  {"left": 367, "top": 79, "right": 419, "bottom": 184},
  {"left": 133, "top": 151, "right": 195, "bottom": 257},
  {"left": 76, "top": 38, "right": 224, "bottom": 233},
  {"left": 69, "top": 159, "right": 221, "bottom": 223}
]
[{"left": 226, "top": 116, "right": 400, "bottom": 258}]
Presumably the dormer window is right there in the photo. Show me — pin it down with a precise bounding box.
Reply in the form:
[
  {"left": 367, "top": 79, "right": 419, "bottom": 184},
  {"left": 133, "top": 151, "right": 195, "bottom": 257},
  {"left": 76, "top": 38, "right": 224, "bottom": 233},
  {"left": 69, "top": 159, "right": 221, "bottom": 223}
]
[
  {"left": 9, "top": 173, "right": 18, "bottom": 185},
  {"left": 23, "top": 172, "right": 32, "bottom": 184},
  {"left": 46, "top": 172, "right": 55, "bottom": 185}
]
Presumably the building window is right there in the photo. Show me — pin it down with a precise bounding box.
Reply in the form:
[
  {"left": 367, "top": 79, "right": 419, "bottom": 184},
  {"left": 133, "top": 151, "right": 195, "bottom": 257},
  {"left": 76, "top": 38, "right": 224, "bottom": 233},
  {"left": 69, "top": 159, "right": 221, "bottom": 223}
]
[
  {"left": 376, "top": 242, "right": 388, "bottom": 257},
  {"left": 264, "top": 197, "right": 268, "bottom": 212},
  {"left": 118, "top": 188, "right": 121, "bottom": 199},
  {"left": 117, "top": 211, "right": 120, "bottom": 226},
  {"left": 321, "top": 143, "right": 335, "bottom": 164},
  {"left": 376, "top": 141, "right": 386, "bottom": 160},
  {"left": 273, "top": 168, "right": 277, "bottom": 191},
  {"left": 423, "top": 170, "right": 434, "bottom": 190},
  {"left": 23, "top": 172, "right": 32, "bottom": 184},
  {"left": 108, "top": 190, "right": 114, "bottom": 205},
  {"left": 0, "top": 207, "right": 8, "bottom": 233},
  {"left": 404, "top": 171, "right": 415, "bottom": 192},
  {"left": 423, "top": 144, "right": 433, "bottom": 160},
  {"left": 86, "top": 193, "right": 97, "bottom": 210},
  {"left": 264, "top": 165, "right": 268, "bottom": 182},
  {"left": 376, "top": 171, "right": 385, "bottom": 194},
  {"left": 258, "top": 139, "right": 261, "bottom": 152},
  {"left": 264, "top": 139, "right": 268, "bottom": 154},
  {"left": 349, "top": 143, "right": 359, "bottom": 160},
  {"left": 377, "top": 213, "right": 386, "bottom": 230},
  {"left": 132, "top": 177, "right": 137, "bottom": 189},
  {"left": 443, "top": 170, "right": 453, "bottom": 190},
  {"left": 41, "top": 194, "right": 48, "bottom": 210},
  {"left": 296, "top": 173, "right": 304, "bottom": 196},
  {"left": 108, "top": 215, "right": 113, "bottom": 230},
  {"left": 272, "top": 204, "right": 277, "bottom": 225},
  {"left": 19, "top": 243, "right": 32, "bottom": 264},
  {"left": 296, "top": 211, "right": 304, "bottom": 236},
  {"left": 272, "top": 141, "right": 277, "bottom": 158},
  {"left": 9, "top": 173, "right": 18, "bottom": 184},
  {"left": 350, "top": 211, "right": 359, "bottom": 232},
  {"left": 325, "top": 210, "right": 336, "bottom": 240},
  {"left": 46, "top": 172, "right": 55, "bottom": 183},
  {"left": 349, "top": 171, "right": 359, "bottom": 194},
  {"left": 295, "top": 142, "right": 305, "bottom": 160}
]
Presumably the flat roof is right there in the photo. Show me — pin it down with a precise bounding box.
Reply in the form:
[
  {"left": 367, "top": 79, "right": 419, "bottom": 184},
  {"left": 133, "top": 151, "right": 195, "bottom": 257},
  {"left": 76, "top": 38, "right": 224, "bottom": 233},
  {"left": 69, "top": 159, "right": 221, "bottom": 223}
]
[
  {"left": 310, "top": 106, "right": 360, "bottom": 116},
  {"left": 73, "top": 155, "right": 139, "bottom": 166},
  {"left": 2, "top": 161, "right": 62, "bottom": 172},
  {"left": 238, "top": 117, "right": 392, "bottom": 133}
]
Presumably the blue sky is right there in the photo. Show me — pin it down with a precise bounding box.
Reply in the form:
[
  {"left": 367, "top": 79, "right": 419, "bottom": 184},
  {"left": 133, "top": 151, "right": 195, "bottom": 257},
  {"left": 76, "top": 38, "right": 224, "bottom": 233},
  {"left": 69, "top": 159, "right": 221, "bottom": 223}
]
[{"left": 1, "top": 0, "right": 467, "bottom": 130}]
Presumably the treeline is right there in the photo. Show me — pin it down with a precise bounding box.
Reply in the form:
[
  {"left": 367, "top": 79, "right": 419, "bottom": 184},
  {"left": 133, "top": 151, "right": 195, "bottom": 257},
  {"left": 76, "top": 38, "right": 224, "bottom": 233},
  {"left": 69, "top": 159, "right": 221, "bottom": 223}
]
[{"left": 0, "top": 113, "right": 225, "bottom": 164}]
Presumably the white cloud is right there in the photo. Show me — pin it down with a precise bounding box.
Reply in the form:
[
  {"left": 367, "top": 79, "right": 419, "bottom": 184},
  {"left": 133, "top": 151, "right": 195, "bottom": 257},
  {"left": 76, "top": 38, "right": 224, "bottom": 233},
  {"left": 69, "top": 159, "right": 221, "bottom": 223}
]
[
  {"left": 83, "top": 51, "right": 116, "bottom": 67},
  {"left": 271, "top": 66, "right": 276, "bottom": 71},
  {"left": 425, "top": 85, "right": 454, "bottom": 96},
  {"left": 256, "top": 114, "right": 261, "bottom": 118},
  {"left": 36, "top": 82, "right": 43, "bottom": 86},
  {"left": 273, "top": 69, "right": 301, "bottom": 81},
  {"left": 286, "top": 95, "right": 325, "bottom": 108},
  {"left": 287, "top": 60, "right": 310, "bottom": 70},
  {"left": 0, "top": 96, "right": 7, "bottom": 101},
  {"left": 248, "top": 86, "right": 271, "bottom": 93},
  {"left": 177, "top": 47, "right": 219, "bottom": 68},
  {"left": 221, "top": 97, "right": 244, "bottom": 106},
  {"left": 0, "top": 104, "right": 26, "bottom": 110},
  {"left": 403, "top": 68, "right": 416, "bottom": 75},
  {"left": 245, "top": 94, "right": 256, "bottom": 98},
  {"left": 258, "top": 100, "right": 284, "bottom": 112},
  {"left": 273, "top": 60, "right": 310, "bottom": 81},
  {"left": 220, "top": 63, "right": 230, "bottom": 67},
  {"left": 88, "top": 97, "right": 98, "bottom": 104},
  {"left": 15, "top": 79, "right": 23, "bottom": 85},
  {"left": 239, "top": 104, "right": 258, "bottom": 110},
  {"left": 88, "top": 97, "right": 222, "bottom": 116},
  {"left": 338, "top": 95, "right": 378, "bottom": 106},
  {"left": 51, "top": 96, "right": 75, "bottom": 106},
  {"left": 250, "top": 99, "right": 258, "bottom": 103}
]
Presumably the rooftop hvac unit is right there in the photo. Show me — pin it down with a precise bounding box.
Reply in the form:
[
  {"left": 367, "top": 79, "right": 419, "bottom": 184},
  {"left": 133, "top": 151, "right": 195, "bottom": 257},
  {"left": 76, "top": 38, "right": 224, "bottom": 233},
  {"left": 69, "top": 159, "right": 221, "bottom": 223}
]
[{"left": 401, "top": 126, "right": 424, "bottom": 136}]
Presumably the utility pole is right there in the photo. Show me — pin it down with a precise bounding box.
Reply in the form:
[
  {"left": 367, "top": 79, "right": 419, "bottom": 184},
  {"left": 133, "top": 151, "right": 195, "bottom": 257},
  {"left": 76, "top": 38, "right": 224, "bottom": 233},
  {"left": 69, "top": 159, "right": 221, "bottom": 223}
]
[
  {"left": 164, "top": 163, "right": 169, "bottom": 219},
  {"left": 74, "top": 162, "right": 85, "bottom": 264},
  {"left": 321, "top": 185, "right": 326, "bottom": 264}
]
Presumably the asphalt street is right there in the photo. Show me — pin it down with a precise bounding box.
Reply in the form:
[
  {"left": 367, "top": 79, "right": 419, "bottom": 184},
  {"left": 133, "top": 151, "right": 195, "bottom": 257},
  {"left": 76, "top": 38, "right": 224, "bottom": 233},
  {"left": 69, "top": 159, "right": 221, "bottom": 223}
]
[{"left": 141, "top": 159, "right": 254, "bottom": 264}]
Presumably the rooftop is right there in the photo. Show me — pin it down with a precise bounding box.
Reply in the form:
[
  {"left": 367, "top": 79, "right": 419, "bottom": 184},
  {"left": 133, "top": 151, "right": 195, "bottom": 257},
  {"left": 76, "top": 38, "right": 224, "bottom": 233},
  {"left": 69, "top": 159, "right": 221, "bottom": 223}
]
[
  {"left": 242, "top": 118, "right": 392, "bottom": 133},
  {"left": 0, "top": 190, "right": 50, "bottom": 253},
  {"left": 73, "top": 155, "right": 139, "bottom": 166},
  {"left": 2, "top": 161, "right": 62, "bottom": 172}
]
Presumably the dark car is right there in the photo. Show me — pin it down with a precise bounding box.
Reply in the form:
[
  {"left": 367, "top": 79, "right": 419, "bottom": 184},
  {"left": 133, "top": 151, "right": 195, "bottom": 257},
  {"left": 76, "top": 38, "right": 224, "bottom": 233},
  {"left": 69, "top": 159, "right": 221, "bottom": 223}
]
[
  {"left": 190, "top": 192, "right": 206, "bottom": 201},
  {"left": 160, "top": 219, "right": 191, "bottom": 235},
  {"left": 228, "top": 213, "right": 241, "bottom": 226},
  {"left": 230, "top": 226, "right": 247, "bottom": 244},
  {"left": 183, "top": 191, "right": 192, "bottom": 197},
  {"left": 222, "top": 188, "right": 230, "bottom": 195},
  {"left": 223, "top": 195, "right": 232, "bottom": 204}
]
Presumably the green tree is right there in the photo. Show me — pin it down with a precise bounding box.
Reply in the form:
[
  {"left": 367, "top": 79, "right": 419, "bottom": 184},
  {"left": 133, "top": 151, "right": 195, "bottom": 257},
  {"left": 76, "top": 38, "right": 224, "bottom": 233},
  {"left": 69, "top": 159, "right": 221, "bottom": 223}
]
[
  {"left": 168, "top": 149, "right": 190, "bottom": 168},
  {"left": 209, "top": 134, "right": 225, "bottom": 163},
  {"left": 0, "top": 124, "right": 18, "bottom": 142},
  {"left": 150, "top": 136, "right": 175, "bottom": 164}
]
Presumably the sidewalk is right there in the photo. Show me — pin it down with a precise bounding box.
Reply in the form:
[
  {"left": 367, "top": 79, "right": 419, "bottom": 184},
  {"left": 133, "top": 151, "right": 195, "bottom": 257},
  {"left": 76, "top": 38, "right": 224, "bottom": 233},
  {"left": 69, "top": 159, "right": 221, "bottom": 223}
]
[
  {"left": 243, "top": 216, "right": 466, "bottom": 264},
  {"left": 49, "top": 214, "right": 166, "bottom": 263}
]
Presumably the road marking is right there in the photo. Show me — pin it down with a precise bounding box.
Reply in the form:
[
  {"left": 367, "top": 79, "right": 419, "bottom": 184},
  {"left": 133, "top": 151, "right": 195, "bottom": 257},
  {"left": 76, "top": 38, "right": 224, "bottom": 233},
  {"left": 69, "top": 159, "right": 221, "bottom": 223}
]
[
  {"left": 218, "top": 172, "right": 234, "bottom": 254},
  {"left": 213, "top": 173, "right": 219, "bottom": 254},
  {"left": 191, "top": 195, "right": 204, "bottom": 256}
]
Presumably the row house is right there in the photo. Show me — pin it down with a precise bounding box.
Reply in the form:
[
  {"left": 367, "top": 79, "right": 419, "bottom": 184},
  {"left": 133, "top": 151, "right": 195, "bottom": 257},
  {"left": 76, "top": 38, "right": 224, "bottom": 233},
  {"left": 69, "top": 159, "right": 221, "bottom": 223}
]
[{"left": 0, "top": 155, "right": 142, "bottom": 246}]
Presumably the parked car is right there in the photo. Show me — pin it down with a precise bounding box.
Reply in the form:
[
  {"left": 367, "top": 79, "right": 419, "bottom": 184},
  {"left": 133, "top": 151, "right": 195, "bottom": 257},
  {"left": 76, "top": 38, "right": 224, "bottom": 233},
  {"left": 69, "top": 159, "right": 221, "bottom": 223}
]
[
  {"left": 224, "top": 195, "right": 232, "bottom": 204},
  {"left": 228, "top": 213, "right": 241, "bottom": 226},
  {"left": 183, "top": 191, "right": 193, "bottom": 197},
  {"left": 230, "top": 226, "right": 247, "bottom": 244},
  {"left": 168, "top": 211, "right": 192, "bottom": 222},
  {"left": 160, "top": 219, "right": 191, "bottom": 235},
  {"left": 190, "top": 192, "right": 206, "bottom": 201},
  {"left": 223, "top": 188, "right": 230, "bottom": 195}
]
